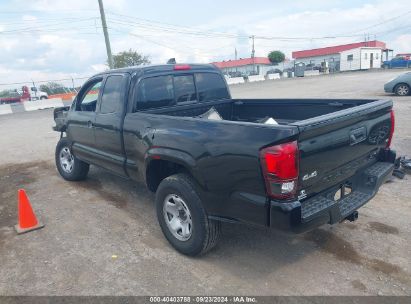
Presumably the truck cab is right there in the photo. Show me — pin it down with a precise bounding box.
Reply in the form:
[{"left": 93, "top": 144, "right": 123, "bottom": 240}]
[{"left": 18, "top": 86, "right": 48, "bottom": 101}]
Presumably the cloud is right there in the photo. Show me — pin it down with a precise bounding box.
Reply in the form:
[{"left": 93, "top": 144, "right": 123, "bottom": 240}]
[
  {"left": 22, "top": 15, "right": 37, "bottom": 21},
  {"left": 390, "top": 34, "right": 411, "bottom": 54},
  {"left": 13, "top": 0, "right": 126, "bottom": 12},
  {"left": 1, "top": 0, "right": 410, "bottom": 87}
]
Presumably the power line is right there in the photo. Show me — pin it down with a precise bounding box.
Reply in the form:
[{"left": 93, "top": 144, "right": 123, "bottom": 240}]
[
  {"left": 0, "top": 18, "right": 97, "bottom": 34},
  {"left": 112, "top": 28, "right": 196, "bottom": 55},
  {"left": 0, "top": 76, "right": 92, "bottom": 86},
  {"left": 112, "top": 28, "right": 236, "bottom": 58},
  {"left": 0, "top": 9, "right": 98, "bottom": 14},
  {"left": 0, "top": 16, "right": 98, "bottom": 26},
  {"left": 106, "top": 12, "right": 367, "bottom": 41},
  {"left": 0, "top": 26, "right": 104, "bottom": 35},
  {"left": 349, "top": 9, "right": 411, "bottom": 34},
  {"left": 374, "top": 23, "right": 411, "bottom": 37}
]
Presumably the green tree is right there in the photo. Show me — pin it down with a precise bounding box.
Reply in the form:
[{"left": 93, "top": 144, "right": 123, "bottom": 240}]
[
  {"left": 111, "top": 49, "right": 150, "bottom": 68},
  {"left": 268, "top": 51, "right": 285, "bottom": 65},
  {"left": 39, "top": 82, "right": 65, "bottom": 95}
]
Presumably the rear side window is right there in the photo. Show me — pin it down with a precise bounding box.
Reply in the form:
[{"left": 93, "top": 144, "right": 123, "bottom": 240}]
[
  {"left": 100, "top": 75, "right": 123, "bottom": 114},
  {"left": 195, "top": 73, "right": 229, "bottom": 102},
  {"left": 174, "top": 75, "right": 196, "bottom": 104},
  {"left": 137, "top": 75, "right": 174, "bottom": 110}
]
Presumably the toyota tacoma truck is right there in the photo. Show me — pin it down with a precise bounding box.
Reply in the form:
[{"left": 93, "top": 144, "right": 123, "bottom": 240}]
[{"left": 53, "top": 64, "right": 396, "bottom": 256}]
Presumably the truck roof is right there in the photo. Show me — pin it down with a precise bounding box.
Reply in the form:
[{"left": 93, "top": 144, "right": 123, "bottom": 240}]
[{"left": 95, "top": 63, "right": 220, "bottom": 77}]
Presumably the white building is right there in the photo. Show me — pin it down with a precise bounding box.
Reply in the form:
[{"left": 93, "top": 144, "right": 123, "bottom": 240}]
[
  {"left": 292, "top": 40, "right": 393, "bottom": 72},
  {"left": 340, "top": 47, "right": 382, "bottom": 71}
]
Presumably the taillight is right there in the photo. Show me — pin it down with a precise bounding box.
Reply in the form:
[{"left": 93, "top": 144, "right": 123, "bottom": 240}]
[
  {"left": 174, "top": 64, "right": 191, "bottom": 71},
  {"left": 260, "top": 141, "right": 299, "bottom": 200},
  {"left": 386, "top": 110, "right": 395, "bottom": 148}
]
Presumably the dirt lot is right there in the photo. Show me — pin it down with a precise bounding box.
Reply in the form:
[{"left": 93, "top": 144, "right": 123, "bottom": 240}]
[{"left": 0, "top": 70, "right": 410, "bottom": 296}]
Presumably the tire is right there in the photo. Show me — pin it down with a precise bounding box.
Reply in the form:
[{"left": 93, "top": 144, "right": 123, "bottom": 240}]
[
  {"left": 155, "top": 173, "right": 221, "bottom": 256},
  {"left": 55, "top": 138, "right": 89, "bottom": 181},
  {"left": 40, "top": 96, "right": 47, "bottom": 100},
  {"left": 394, "top": 83, "right": 410, "bottom": 96}
]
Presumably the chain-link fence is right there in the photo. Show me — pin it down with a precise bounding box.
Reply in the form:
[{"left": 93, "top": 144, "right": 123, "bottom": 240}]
[{"left": 0, "top": 76, "right": 91, "bottom": 103}]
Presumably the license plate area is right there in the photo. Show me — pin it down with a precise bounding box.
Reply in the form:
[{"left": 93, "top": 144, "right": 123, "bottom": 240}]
[{"left": 333, "top": 183, "right": 353, "bottom": 202}]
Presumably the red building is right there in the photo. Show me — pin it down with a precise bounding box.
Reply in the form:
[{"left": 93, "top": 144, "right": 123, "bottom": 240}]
[{"left": 211, "top": 57, "right": 272, "bottom": 76}]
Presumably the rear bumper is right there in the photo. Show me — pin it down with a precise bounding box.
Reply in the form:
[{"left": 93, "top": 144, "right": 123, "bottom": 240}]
[{"left": 269, "top": 149, "right": 396, "bottom": 233}]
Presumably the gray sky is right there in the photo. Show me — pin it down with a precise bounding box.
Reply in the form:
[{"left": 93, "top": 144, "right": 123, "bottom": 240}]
[{"left": 0, "top": 0, "right": 410, "bottom": 87}]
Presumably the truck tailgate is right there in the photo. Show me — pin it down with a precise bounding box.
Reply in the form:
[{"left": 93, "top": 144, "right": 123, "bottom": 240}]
[{"left": 293, "top": 99, "right": 393, "bottom": 200}]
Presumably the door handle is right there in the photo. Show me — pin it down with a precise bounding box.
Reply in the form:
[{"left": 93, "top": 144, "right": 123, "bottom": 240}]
[
  {"left": 87, "top": 121, "right": 93, "bottom": 128},
  {"left": 349, "top": 127, "right": 366, "bottom": 145}
]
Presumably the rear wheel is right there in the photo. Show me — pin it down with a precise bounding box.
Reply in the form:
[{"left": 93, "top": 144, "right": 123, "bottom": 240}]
[
  {"left": 55, "top": 138, "right": 89, "bottom": 181},
  {"left": 40, "top": 96, "right": 47, "bottom": 100},
  {"left": 155, "top": 173, "right": 221, "bottom": 256},
  {"left": 394, "top": 83, "right": 410, "bottom": 96}
]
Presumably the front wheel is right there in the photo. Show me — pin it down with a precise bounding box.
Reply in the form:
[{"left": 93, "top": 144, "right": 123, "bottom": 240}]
[
  {"left": 55, "top": 138, "right": 89, "bottom": 181},
  {"left": 394, "top": 83, "right": 410, "bottom": 96},
  {"left": 155, "top": 173, "right": 221, "bottom": 256},
  {"left": 40, "top": 96, "right": 47, "bottom": 100}
]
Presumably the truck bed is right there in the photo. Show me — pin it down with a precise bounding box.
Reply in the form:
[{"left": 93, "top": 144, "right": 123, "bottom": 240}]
[
  {"left": 136, "top": 97, "right": 393, "bottom": 205},
  {"left": 143, "top": 98, "right": 378, "bottom": 125}
]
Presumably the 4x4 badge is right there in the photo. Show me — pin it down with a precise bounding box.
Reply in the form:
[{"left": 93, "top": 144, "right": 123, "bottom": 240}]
[{"left": 302, "top": 170, "right": 318, "bottom": 181}]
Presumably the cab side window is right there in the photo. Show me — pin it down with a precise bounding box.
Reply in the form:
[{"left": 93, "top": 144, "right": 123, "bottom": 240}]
[
  {"left": 195, "top": 73, "right": 230, "bottom": 102},
  {"left": 76, "top": 80, "right": 102, "bottom": 112},
  {"left": 136, "top": 75, "right": 174, "bottom": 110},
  {"left": 100, "top": 75, "right": 123, "bottom": 114}
]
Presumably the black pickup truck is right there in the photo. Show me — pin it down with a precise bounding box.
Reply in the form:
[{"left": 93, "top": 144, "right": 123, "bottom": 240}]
[{"left": 53, "top": 64, "right": 396, "bottom": 256}]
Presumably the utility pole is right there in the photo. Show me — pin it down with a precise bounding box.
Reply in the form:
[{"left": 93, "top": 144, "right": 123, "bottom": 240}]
[
  {"left": 235, "top": 48, "right": 238, "bottom": 73},
  {"left": 98, "top": 0, "right": 113, "bottom": 69},
  {"left": 250, "top": 35, "right": 255, "bottom": 73},
  {"left": 250, "top": 35, "right": 255, "bottom": 58}
]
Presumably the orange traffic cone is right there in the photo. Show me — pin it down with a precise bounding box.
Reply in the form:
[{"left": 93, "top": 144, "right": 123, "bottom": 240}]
[{"left": 15, "top": 189, "right": 44, "bottom": 234}]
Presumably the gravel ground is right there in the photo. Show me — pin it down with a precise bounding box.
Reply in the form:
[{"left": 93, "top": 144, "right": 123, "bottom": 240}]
[{"left": 0, "top": 69, "right": 410, "bottom": 296}]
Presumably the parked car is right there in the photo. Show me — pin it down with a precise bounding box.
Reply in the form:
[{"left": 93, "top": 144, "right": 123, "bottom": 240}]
[
  {"left": 266, "top": 69, "right": 283, "bottom": 76},
  {"left": 284, "top": 67, "right": 295, "bottom": 72},
  {"left": 247, "top": 70, "right": 259, "bottom": 76},
  {"left": 305, "top": 63, "right": 321, "bottom": 71},
  {"left": 382, "top": 56, "right": 411, "bottom": 69},
  {"left": 53, "top": 64, "right": 396, "bottom": 256},
  {"left": 228, "top": 71, "right": 243, "bottom": 78},
  {"left": 384, "top": 72, "right": 411, "bottom": 96}
]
